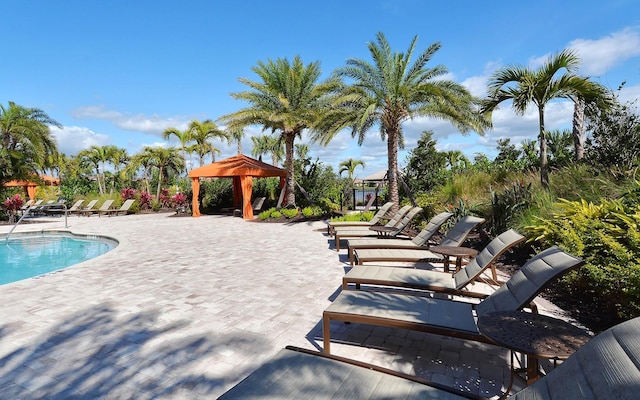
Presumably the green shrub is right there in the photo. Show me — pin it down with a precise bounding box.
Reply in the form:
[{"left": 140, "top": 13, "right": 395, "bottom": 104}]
[
  {"left": 525, "top": 197, "right": 640, "bottom": 322},
  {"left": 258, "top": 207, "right": 276, "bottom": 220},
  {"left": 270, "top": 210, "right": 282, "bottom": 218},
  {"left": 301, "top": 206, "right": 314, "bottom": 217},
  {"left": 281, "top": 208, "right": 299, "bottom": 219},
  {"left": 330, "top": 211, "right": 374, "bottom": 222}
]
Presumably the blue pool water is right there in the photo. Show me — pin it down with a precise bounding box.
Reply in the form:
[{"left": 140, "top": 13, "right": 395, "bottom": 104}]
[{"left": 1, "top": 232, "right": 118, "bottom": 285}]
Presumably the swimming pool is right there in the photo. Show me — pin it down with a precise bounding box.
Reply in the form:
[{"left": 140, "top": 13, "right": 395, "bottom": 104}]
[{"left": 1, "top": 231, "right": 118, "bottom": 285}]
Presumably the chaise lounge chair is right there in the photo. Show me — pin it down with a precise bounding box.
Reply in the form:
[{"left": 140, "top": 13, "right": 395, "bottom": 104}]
[
  {"left": 344, "top": 229, "right": 526, "bottom": 295},
  {"left": 219, "top": 315, "right": 640, "bottom": 399},
  {"left": 327, "top": 202, "right": 394, "bottom": 235},
  {"left": 101, "top": 199, "right": 136, "bottom": 217},
  {"left": 345, "top": 211, "right": 454, "bottom": 265},
  {"left": 323, "top": 246, "right": 584, "bottom": 354},
  {"left": 72, "top": 199, "right": 98, "bottom": 216},
  {"left": 333, "top": 205, "right": 417, "bottom": 251},
  {"left": 352, "top": 215, "right": 485, "bottom": 265},
  {"left": 84, "top": 199, "right": 114, "bottom": 217},
  {"left": 233, "top": 197, "right": 266, "bottom": 217}
]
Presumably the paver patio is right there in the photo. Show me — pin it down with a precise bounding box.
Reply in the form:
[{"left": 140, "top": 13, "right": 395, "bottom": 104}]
[{"left": 0, "top": 212, "right": 570, "bottom": 398}]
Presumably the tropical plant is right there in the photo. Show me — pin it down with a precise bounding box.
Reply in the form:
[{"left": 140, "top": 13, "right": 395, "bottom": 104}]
[
  {"left": 338, "top": 158, "right": 365, "bottom": 180},
  {"left": 162, "top": 126, "right": 192, "bottom": 172},
  {"left": 78, "top": 145, "right": 110, "bottom": 195},
  {"left": 187, "top": 120, "right": 229, "bottom": 166},
  {"left": 0, "top": 101, "right": 60, "bottom": 186},
  {"left": 251, "top": 135, "right": 284, "bottom": 166},
  {"left": 220, "top": 55, "right": 341, "bottom": 207},
  {"left": 138, "top": 146, "right": 184, "bottom": 198},
  {"left": 319, "top": 32, "right": 488, "bottom": 210},
  {"left": 482, "top": 49, "right": 610, "bottom": 188},
  {"left": 2, "top": 193, "right": 24, "bottom": 223}
]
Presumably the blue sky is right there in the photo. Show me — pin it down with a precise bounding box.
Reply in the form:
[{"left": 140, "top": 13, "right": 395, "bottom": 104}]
[{"left": 3, "top": 0, "right": 640, "bottom": 177}]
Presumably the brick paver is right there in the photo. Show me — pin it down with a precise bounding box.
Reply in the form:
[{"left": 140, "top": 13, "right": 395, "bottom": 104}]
[{"left": 0, "top": 213, "right": 567, "bottom": 398}]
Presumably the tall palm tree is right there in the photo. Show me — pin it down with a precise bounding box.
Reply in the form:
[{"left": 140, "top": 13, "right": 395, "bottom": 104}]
[
  {"left": 188, "top": 120, "right": 229, "bottom": 166},
  {"left": 339, "top": 158, "right": 366, "bottom": 180},
  {"left": 0, "top": 101, "right": 60, "bottom": 185},
  {"left": 481, "top": 49, "right": 610, "bottom": 187},
  {"left": 317, "top": 32, "right": 489, "bottom": 209},
  {"left": 162, "top": 126, "right": 192, "bottom": 172},
  {"left": 219, "top": 56, "right": 341, "bottom": 207},
  {"left": 251, "top": 135, "right": 284, "bottom": 165},
  {"left": 109, "top": 147, "right": 129, "bottom": 193}
]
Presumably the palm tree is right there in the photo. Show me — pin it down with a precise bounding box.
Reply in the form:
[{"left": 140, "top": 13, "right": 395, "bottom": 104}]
[
  {"left": 140, "top": 147, "right": 184, "bottom": 199},
  {"left": 481, "top": 49, "right": 609, "bottom": 187},
  {"left": 251, "top": 135, "right": 284, "bottom": 165},
  {"left": 78, "top": 145, "right": 111, "bottom": 195},
  {"left": 570, "top": 83, "right": 613, "bottom": 161},
  {"left": 317, "top": 32, "right": 489, "bottom": 209},
  {"left": 219, "top": 56, "right": 341, "bottom": 207},
  {"left": 227, "top": 126, "right": 245, "bottom": 155},
  {"left": 339, "top": 158, "right": 366, "bottom": 180},
  {"left": 0, "top": 101, "right": 60, "bottom": 185},
  {"left": 162, "top": 126, "right": 192, "bottom": 172},
  {"left": 109, "top": 147, "right": 129, "bottom": 193},
  {"left": 188, "top": 120, "right": 229, "bottom": 166}
]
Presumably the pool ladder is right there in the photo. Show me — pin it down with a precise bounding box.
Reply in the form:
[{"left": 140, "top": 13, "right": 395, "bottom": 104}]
[{"left": 5, "top": 204, "right": 68, "bottom": 242}]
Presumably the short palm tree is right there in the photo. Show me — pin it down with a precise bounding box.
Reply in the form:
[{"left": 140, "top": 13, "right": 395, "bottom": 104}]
[
  {"left": 163, "top": 126, "right": 192, "bottom": 172},
  {"left": 139, "top": 146, "right": 184, "bottom": 199},
  {"left": 219, "top": 56, "right": 341, "bottom": 207},
  {"left": 481, "top": 49, "right": 612, "bottom": 187},
  {"left": 251, "top": 135, "right": 284, "bottom": 166},
  {"left": 339, "top": 158, "right": 365, "bottom": 180},
  {"left": 317, "top": 32, "right": 489, "bottom": 209},
  {"left": 188, "top": 120, "right": 229, "bottom": 166}
]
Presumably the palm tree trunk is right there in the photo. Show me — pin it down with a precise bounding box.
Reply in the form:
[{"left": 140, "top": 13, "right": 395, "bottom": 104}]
[
  {"left": 156, "top": 166, "right": 164, "bottom": 199},
  {"left": 572, "top": 97, "right": 586, "bottom": 161},
  {"left": 538, "top": 107, "right": 549, "bottom": 188},
  {"left": 284, "top": 132, "right": 296, "bottom": 207},
  {"left": 387, "top": 129, "right": 400, "bottom": 211}
]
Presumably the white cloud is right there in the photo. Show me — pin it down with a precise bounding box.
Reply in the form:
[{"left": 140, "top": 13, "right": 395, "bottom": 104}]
[
  {"left": 50, "top": 126, "right": 110, "bottom": 156},
  {"left": 71, "top": 105, "right": 191, "bottom": 136},
  {"left": 569, "top": 27, "right": 640, "bottom": 76}
]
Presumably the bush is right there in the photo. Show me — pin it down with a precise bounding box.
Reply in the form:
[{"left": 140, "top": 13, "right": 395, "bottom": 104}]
[
  {"left": 525, "top": 196, "right": 640, "bottom": 323},
  {"left": 281, "top": 208, "right": 299, "bottom": 219}
]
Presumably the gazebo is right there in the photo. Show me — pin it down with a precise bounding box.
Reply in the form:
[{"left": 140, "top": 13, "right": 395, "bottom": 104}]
[
  {"left": 188, "top": 155, "right": 286, "bottom": 219},
  {"left": 3, "top": 175, "right": 60, "bottom": 201}
]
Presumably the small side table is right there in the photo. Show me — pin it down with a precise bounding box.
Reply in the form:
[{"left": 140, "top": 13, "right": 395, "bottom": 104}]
[
  {"left": 429, "top": 245, "right": 478, "bottom": 273},
  {"left": 477, "top": 311, "right": 592, "bottom": 386}
]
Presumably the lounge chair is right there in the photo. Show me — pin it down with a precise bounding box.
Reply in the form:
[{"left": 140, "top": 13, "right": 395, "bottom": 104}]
[
  {"left": 344, "top": 229, "right": 526, "bottom": 295},
  {"left": 233, "top": 197, "right": 266, "bottom": 217},
  {"left": 66, "top": 199, "right": 85, "bottom": 213},
  {"left": 19, "top": 199, "right": 34, "bottom": 214},
  {"left": 352, "top": 215, "right": 485, "bottom": 265},
  {"left": 346, "top": 211, "right": 453, "bottom": 265},
  {"left": 327, "top": 202, "right": 394, "bottom": 235},
  {"left": 219, "top": 316, "right": 640, "bottom": 399},
  {"left": 323, "top": 246, "right": 584, "bottom": 354},
  {"left": 72, "top": 199, "right": 98, "bottom": 216},
  {"left": 101, "top": 199, "right": 135, "bottom": 217},
  {"left": 84, "top": 199, "right": 114, "bottom": 217},
  {"left": 44, "top": 200, "right": 82, "bottom": 216},
  {"left": 333, "top": 205, "right": 414, "bottom": 251}
]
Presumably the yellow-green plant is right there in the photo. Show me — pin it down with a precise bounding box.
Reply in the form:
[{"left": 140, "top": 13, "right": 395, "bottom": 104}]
[{"left": 525, "top": 197, "right": 640, "bottom": 323}]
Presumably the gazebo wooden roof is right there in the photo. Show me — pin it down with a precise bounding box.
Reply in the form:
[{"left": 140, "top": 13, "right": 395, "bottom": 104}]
[
  {"left": 3, "top": 175, "right": 60, "bottom": 200},
  {"left": 188, "top": 155, "right": 286, "bottom": 219}
]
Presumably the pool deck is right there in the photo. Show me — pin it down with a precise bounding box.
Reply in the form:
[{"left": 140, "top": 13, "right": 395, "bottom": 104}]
[{"left": 0, "top": 212, "right": 574, "bottom": 398}]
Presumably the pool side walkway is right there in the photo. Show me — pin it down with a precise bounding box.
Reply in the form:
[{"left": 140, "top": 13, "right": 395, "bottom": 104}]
[{"left": 0, "top": 213, "right": 570, "bottom": 398}]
